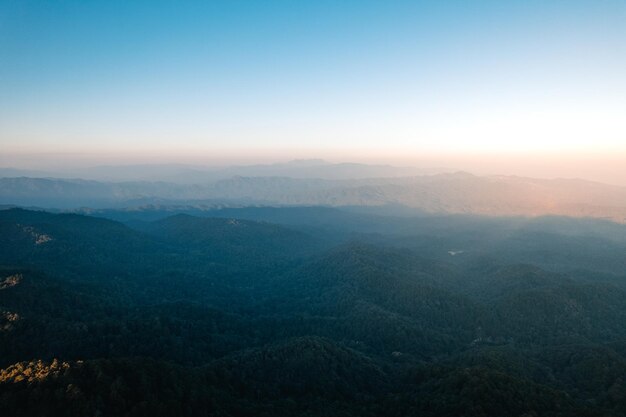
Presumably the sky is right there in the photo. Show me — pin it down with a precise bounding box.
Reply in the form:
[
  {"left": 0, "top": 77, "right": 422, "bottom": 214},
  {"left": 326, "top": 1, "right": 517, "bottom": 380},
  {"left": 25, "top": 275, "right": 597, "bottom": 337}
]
[{"left": 0, "top": 0, "right": 625, "bottom": 177}]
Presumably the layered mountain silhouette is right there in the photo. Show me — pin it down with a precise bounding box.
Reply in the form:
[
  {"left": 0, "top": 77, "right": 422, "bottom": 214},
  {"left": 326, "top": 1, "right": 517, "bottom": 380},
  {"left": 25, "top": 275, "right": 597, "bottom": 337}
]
[{"left": 2, "top": 171, "right": 625, "bottom": 222}]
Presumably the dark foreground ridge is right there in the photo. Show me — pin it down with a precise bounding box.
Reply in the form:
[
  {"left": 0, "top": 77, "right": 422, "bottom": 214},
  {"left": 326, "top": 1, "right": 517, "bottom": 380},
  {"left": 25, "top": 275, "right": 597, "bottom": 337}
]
[{"left": 1, "top": 207, "right": 626, "bottom": 416}]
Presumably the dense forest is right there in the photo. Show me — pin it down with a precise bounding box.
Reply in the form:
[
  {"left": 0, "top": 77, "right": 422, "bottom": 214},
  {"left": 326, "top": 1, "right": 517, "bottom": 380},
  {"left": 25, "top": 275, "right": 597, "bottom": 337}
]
[{"left": 2, "top": 206, "right": 626, "bottom": 416}]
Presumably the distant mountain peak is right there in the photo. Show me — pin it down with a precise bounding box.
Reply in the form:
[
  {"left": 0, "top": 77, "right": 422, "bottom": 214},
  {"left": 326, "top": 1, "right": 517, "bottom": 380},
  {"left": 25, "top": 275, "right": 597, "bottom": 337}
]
[{"left": 284, "top": 159, "right": 328, "bottom": 166}]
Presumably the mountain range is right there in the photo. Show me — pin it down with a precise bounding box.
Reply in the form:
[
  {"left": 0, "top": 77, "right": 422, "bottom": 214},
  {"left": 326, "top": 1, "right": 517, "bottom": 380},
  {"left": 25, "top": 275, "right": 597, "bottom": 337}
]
[{"left": 2, "top": 168, "right": 625, "bottom": 222}]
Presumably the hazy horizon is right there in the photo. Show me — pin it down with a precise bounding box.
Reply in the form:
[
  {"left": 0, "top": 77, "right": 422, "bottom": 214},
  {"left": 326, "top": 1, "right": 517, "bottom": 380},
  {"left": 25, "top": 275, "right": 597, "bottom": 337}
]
[
  {"left": 2, "top": 151, "right": 625, "bottom": 187},
  {"left": 1, "top": 1, "right": 625, "bottom": 186}
]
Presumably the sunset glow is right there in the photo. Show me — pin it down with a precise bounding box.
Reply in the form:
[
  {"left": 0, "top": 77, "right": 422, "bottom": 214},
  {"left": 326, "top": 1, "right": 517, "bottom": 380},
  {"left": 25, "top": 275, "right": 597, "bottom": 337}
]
[{"left": 1, "top": 1, "right": 624, "bottom": 167}]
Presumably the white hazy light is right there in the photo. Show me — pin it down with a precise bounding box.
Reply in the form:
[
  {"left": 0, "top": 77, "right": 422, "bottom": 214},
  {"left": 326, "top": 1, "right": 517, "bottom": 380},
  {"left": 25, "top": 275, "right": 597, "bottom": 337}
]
[{"left": 409, "top": 99, "right": 626, "bottom": 154}]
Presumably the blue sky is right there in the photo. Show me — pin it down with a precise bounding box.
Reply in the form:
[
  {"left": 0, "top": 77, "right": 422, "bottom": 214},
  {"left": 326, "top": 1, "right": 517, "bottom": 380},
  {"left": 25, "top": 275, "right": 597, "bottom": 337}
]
[{"left": 1, "top": 0, "right": 625, "bottom": 160}]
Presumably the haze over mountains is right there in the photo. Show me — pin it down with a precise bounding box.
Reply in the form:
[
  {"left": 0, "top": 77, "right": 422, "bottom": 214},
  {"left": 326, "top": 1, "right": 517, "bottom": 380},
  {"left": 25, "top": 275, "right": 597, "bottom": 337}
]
[
  {"left": 3, "top": 161, "right": 626, "bottom": 416},
  {"left": 0, "top": 159, "right": 436, "bottom": 183},
  {"left": 2, "top": 160, "right": 625, "bottom": 223}
]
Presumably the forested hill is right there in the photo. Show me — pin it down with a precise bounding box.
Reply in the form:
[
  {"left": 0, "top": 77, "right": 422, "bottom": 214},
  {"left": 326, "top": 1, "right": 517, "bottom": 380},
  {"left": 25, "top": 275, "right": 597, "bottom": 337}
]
[{"left": 1, "top": 207, "right": 626, "bottom": 416}]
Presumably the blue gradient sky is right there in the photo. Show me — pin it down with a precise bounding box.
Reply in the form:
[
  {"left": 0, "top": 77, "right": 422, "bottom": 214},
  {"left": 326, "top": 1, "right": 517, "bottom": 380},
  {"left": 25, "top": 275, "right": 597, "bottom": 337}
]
[{"left": 1, "top": 0, "right": 625, "bottom": 162}]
